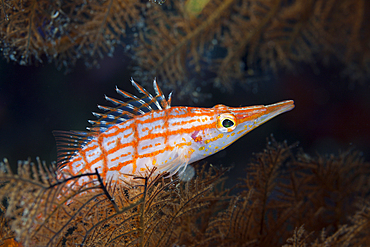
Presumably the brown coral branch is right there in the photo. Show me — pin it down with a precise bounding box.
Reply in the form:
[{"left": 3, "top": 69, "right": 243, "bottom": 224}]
[
  {"left": 1, "top": 140, "right": 370, "bottom": 246},
  {"left": 153, "top": 0, "right": 235, "bottom": 72},
  {"left": 220, "top": 0, "right": 281, "bottom": 82}
]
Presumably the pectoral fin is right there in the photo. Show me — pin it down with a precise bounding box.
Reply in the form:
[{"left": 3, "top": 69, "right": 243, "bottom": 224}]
[{"left": 157, "top": 147, "right": 194, "bottom": 177}]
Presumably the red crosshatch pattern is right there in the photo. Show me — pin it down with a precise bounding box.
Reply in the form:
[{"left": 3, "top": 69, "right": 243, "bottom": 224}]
[{"left": 54, "top": 79, "right": 294, "bottom": 185}]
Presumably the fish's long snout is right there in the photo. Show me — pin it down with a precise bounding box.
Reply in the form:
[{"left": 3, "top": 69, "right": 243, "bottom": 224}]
[
  {"left": 267, "top": 100, "right": 295, "bottom": 115},
  {"left": 258, "top": 100, "right": 295, "bottom": 125}
]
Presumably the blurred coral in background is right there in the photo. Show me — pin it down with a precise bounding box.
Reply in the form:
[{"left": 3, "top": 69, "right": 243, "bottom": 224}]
[{"left": 0, "top": 0, "right": 369, "bottom": 93}]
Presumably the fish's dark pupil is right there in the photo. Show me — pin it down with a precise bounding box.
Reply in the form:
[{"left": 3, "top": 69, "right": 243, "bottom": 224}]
[{"left": 222, "top": 119, "right": 234, "bottom": 128}]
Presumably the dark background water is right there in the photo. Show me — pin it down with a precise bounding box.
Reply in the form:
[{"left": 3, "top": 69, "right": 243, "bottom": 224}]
[{"left": 0, "top": 53, "right": 369, "bottom": 184}]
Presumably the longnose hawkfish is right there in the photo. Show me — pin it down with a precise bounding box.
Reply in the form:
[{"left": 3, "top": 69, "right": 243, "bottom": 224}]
[{"left": 54, "top": 79, "right": 294, "bottom": 185}]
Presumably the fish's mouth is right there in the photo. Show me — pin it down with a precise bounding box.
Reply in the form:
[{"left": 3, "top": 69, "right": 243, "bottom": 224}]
[{"left": 256, "top": 100, "right": 295, "bottom": 125}]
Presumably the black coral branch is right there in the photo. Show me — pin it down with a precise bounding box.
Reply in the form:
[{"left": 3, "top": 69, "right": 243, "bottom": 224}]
[
  {"left": 0, "top": 159, "right": 229, "bottom": 246},
  {"left": 1, "top": 139, "right": 370, "bottom": 246}
]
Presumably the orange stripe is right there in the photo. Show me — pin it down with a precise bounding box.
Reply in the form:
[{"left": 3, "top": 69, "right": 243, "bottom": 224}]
[
  {"left": 170, "top": 118, "right": 197, "bottom": 126},
  {"left": 100, "top": 124, "right": 133, "bottom": 138},
  {"left": 136, "top": 144, "right": 174, "bottom": 159},
  {"left": 132, "top": 120, "right": 139, "bottom": 174},
  {"left": 135, "top": 141, "right": 192, "bottom": 159},
  {"left": 131, "top": 107, "right": 215, "bottom": 125},
  {"left": 80, "top": 154, "right": 102, "bottom": 173},
  {"left": 107, "top": 115, "right": 211, "bottom": 150},
  {"left": 84, "top": 143, "right": 99, "bottom": 152},
  {"left": 98, "top": 107, "right": 213, "bottom": 139},
  {"left": 72, "top": 156, "right": 83, "bottom": 162},
  {"left": 97, "top": 134, "right": 108, "bottom": 178},
  {"left": 109, "top": 160, "right": 133, "bottom": 171},
  {"left": 106, "top": 139, "right": 116, "bottom": 146},
  {"left": 136, "top": 123, "right": 215, "bottom": 143},
  {"left": 100, "top": 114, "right": 214, "bottom": 165},
  {"left": 106, "top": 139, "right": 133, "bottom": 155},
  {"left": 66, "top": 106, "right": 219, "bottom": 179},
  {"left": 142, "top": 144, "right": 153, "bottom": 150},
  {"left": 78, "top": 148, "right": 90, "bottom": 174},
  {"left": 163, "top": 108, "right": 170, "bottom": 158},
  {"left": 111, "top": 151, "right": 131, "bottom": 162}
]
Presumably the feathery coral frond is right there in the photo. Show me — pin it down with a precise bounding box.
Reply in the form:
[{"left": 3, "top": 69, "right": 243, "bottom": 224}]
[
  {"left": 0, "top": 0, "right": 142, "bottom": 69},
  {"left": 1, "top": 0, "right": 369, "bottom": 98},
  {"left": 2, "top": 139, "right": 370, "bottom": 246},
  {"left": 0, "top": 159, "right": 229, "bottom": 246},
  {"left": 0, "top": 158, "right": 108, "bottom": 246},
  {"left": 133, "top": 0, "right": 370, "bottom": 95}
]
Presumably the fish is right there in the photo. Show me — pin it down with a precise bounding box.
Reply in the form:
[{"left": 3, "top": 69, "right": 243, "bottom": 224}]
[{"left": 54, "top": 79, "right": 294, "bottom": 185}]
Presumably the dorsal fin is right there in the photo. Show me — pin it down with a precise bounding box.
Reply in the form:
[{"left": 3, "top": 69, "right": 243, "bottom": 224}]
[
  {"left": 53, "top": 130, "right": 96, "bottom": 169},
  {"left": 153, "top": 78, "right": 172, "bottom": 110},
  {"left": 88, "top": 78, "right": 171, "bottom": 132},
  {"left": 53, "top": 79, "right": 171, "bottom": 168}
]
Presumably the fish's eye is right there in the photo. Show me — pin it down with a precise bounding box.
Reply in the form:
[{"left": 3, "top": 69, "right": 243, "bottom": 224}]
[
  {"left": 222, "top": 119, "right": 234, "bottom": 128},
  {"left": 217, "top": 113, "right": 236, "bottom": 132}
]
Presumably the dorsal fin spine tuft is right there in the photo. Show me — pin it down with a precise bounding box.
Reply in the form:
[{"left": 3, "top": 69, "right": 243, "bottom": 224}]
[
  {"left": 53, "top": 130, "right": 96, "bottom": 168},
  {"left": 54, "top": 79, "right": 171, "bottom": 168}
]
